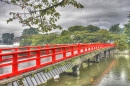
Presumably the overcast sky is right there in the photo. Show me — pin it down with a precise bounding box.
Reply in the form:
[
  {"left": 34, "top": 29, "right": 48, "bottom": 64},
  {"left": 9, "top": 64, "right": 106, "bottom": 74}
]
[{"left": 0, "top": 0, "right": 130, "bottom": 37}]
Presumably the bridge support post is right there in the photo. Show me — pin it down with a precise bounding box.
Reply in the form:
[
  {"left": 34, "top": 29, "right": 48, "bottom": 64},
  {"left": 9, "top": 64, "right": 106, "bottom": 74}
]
[
  {"left": 81, "top": 59, "right": 90, "bottom": 69},
  {"left": 88, "top": 58, "right": 91, "bottom": 66},
  {"left": 104, "top": 51, "right": 107, "bottom": 58},
  {"left": 95, "top": 54, "right": 100, "bottom": 62},
  {"left": 72, "top": 65, "right": 81, "bottom": 76},
  {"left": 108, "top": 49, "right": 111, "bottom": 57}
]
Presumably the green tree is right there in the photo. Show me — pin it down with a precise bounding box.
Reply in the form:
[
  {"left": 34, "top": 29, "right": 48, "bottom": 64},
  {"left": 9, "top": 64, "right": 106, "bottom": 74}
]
[
  {"left": 1, "top": 0, "right": 84, "bottom": 32},
  {"left": 61, "top": 30, "right": 69, "bottom": 36},
  {"left": 20, "top": 38, "right": 32, "bottom": 46},
  {"left": 2, "top": 33, "right": 14, "bottom": 44},
  {"left": 109, "top": 24, "right": 121, "bottom": 34},
  {"left": 86, "top": 25, "right": 100, "bottom": 32},
  {"left": 68, "top": 25, "right": 87, "bottom": 32},
  {"left": 22, "top": 27, "right": 39, "bottom": 36},
  {"left": 51, "top": 35, "right": 72, "bottom": 44},
  {"left": 124, "top": 22, "right": 130, "bottom": 36},
  {"left": 97, "top": 29, "right": 110, "bottom": 43},
  {"left": 115, "top": 40, "right": 128, "bottom": 51}
]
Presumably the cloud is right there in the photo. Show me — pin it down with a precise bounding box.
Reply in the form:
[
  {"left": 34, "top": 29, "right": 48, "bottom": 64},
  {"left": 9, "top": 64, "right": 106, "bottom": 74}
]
[
  {"left": 0, "top": 0, "right": 130, "bottom": 37},
  {"left": 0, "top": 20, "right": 25, "bottom": 36},
  {"left": 57, "top": 0, "right": 130, "bottom": 29}
]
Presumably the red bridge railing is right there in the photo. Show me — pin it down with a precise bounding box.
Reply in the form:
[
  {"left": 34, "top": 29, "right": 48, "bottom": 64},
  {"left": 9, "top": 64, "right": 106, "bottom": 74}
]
[{"left": 0, "top": 43, "right": 115, "bottom": 80}]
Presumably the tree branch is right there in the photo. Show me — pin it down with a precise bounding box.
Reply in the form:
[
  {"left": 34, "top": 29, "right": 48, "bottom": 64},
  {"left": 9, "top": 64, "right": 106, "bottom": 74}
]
[{"left": 19, "top": 0, "right": 65, "bottom": 14}]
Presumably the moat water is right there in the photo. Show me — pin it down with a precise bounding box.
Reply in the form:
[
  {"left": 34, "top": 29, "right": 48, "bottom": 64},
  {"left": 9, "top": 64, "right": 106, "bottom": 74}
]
[{"left": 45, "top": 54, "right": 130, "bottom": 86}]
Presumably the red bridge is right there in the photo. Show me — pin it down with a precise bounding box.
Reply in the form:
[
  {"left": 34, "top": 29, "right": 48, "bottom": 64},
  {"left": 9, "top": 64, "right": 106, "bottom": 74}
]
[{"left": 0, "top": 43, "right": 115, "bottom": 85}]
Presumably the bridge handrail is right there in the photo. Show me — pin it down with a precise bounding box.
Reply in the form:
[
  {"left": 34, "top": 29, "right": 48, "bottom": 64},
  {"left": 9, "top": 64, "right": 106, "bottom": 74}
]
[{"left": 0, "top": 43, "right": 115, "bottom": 80}]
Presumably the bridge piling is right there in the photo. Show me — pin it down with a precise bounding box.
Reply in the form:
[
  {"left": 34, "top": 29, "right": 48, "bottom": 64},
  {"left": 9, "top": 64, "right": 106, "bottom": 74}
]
[
  {"left": 72, "top": 64, "right": 81, "bottom": 76},
  {"left": 104, "top": 51, "right": 107, "bottom": 58},
  {"left": 95, "top": 54, "right": 100, "bottom": 63},
  {"left": 88, "top": 58, "right": 91, "bottom": 66}
]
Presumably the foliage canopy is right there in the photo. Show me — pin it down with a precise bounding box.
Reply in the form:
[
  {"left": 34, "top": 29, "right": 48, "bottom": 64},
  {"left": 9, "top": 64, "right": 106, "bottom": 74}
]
[{"left": 1, "top": 0, "right": 84, "bottom": 32}]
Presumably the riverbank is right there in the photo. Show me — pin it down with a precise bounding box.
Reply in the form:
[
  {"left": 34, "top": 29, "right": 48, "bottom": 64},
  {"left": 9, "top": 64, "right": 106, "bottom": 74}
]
[{"left": 113, "top": 50, "right": 129, "bottom": 55}]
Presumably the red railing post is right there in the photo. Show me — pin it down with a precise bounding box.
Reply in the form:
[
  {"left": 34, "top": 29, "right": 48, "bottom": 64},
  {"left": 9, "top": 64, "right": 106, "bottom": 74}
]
[
  {"left": 71, "top": 46, "right": 74, "bottom": 56},
  {"left": 0, "top": 49, "right": 2, "bottom": 61},
  {"left": 99, "top": 43, "right": 101, "bottom": 49},
  {"left": 93, "top": 44, "right": 96, "bottom": 50},
  {"left": 83, "top": 45, "right": 85, "bottom": 53},
  {"left": 46, "top": 44, "right": 49, "bottom": 48},
  {"left": 89, "top": 44, "right": 91, "bottom": 51},
  {"left": 38, "top": 46, "right": 41, "bottom": 49},
  {"left": 15, "top": 48, "right": 18, "bottom": 51},
  {"left": 36, "top": 50, "right": 40, "bottom": 68},
  {"left": 12, "top": 53, "right": 18, "bottom": 75},
  {"left": 78, "top": 44, "right": 81, "bottom": 54},
  {"left": 94, "top": 44, "right": 96, "bottom": 50},
  {"left": 27, "top": 47, "right": 30, "bottom": 57},
  {"left": 46, "top": 44, "right": 49, "bottom": 54},
  {"left": 52, "top": 48, "right": 56, "bottom": 63},
  {"left": 85, "top": 44, "right": 88, "bottom": 52},
  {"left": 97, "top": 44, "right": 99, "bottom": 49},
  {"left": 63, "top": 47, "right": 66, "bottom": 59},
  {"left": 91, "top": 44, "right": 93, "bottom": 50}
]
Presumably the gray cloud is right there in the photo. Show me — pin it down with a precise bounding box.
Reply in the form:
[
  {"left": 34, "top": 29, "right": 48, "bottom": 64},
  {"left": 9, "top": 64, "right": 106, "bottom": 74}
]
[
  {"left": 0, "top": 0, "right": 130, "bottom": 37},
  {"left": 57, "top": 0, "right": 130, "bottom": 29}
]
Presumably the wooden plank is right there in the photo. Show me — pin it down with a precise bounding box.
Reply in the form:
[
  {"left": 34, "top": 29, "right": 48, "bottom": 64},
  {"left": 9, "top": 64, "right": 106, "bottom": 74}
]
[
  {"left": 62, "top": 66, "right": 66, "bottom": 71},
  {"left": 44, "top": 72, "right": 50, "bottom": 80},
  {"left": 67, "top": 63, "right": 72, "bottom": 69},
  {"left": 55, "top": 67, "right": 60, "bottom": 74},
  {"left": 7, "top": 83, "right": 13, "bottom": 86},
  {"left": 34, "top": 74, "right": 42, "bottom": 85},
  {"left": 39, "top": 72, "right": 47, "bottom": 82},
  {"left": 13, "top": 81, "right": 19, "bottom": 86},
  {"left": 66, "top": 65, "right": 69, "bottom": 69},
  {"left": 53, "top": 69, "right": 57, "bottom": 75},
  {"left": 25, "top": 77, "right": 34, "bottom": 86},
  {"left": 64, "top": 65, "right": 68, "bottom": 70},
  {"left": 30, "top": 76, "right": 38, "bottom": 86},
  {"left": 54, "top": 68, "right": 59, "bottom": 75},
  {"left": 59, "top": 66, "right": 64, "bottom": 72},
  {"left": 59, "top": 67, "right": 63, "bottom": 73},
  {"left": 50, "top": 70, "right": 56, "bottom": 76},
  {"left": 22, "top": 78, "right": 29, "bottom": 86},
  {"left": 46, "top": 72, "right": 52, "bottom": 79},
  {"left": 37, "top": 73, "right": 45, "bottom": 83}
]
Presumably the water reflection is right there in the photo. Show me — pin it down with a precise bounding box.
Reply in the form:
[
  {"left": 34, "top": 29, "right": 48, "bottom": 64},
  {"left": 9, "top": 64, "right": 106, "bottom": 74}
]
[{"left": 45, "top": 54, "right": 130, "bottom": 86}]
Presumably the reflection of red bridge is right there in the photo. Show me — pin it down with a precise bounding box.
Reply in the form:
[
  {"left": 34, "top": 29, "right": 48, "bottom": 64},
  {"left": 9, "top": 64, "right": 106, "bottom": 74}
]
[
  {"left": 0, "top": 43, "right": 115, "bottom": 85},
  {"left": 94, "top": 59, "right": 116, "bottom": 86}
]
